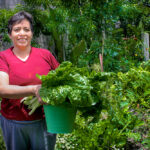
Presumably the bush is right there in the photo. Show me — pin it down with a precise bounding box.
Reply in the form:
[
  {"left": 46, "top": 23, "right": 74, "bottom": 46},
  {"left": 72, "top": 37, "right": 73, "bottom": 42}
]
[{"left": 55, "top": 62, "right": 150, "bottom": 149}]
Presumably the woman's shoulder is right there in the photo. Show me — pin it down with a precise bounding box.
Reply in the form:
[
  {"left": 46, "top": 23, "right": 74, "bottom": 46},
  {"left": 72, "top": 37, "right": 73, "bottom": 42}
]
[{"left": 0, "top": 47, "right": 13, "bottom": 56}]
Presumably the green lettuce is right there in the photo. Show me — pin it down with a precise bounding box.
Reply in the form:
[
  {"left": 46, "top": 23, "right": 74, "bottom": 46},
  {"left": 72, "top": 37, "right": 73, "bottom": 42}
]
[{"left": 37, "top": 61, "right": 96, "bottom": 107}]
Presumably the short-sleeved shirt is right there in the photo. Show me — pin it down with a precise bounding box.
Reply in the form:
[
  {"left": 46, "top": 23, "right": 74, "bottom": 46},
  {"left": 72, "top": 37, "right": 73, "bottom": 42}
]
[{"left": 0, "top": 47, "right": 59, "bottom": 121}]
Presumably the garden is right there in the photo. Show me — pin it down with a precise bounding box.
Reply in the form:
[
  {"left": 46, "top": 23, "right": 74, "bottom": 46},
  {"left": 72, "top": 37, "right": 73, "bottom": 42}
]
[{"left": 0, "top": 0, "right": 150, "bottom": 149}]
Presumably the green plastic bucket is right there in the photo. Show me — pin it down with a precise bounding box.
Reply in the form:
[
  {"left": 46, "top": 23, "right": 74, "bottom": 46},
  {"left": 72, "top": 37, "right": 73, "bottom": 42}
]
[{"left": 43, "top": 104, "right": 77, "bottom": 133}]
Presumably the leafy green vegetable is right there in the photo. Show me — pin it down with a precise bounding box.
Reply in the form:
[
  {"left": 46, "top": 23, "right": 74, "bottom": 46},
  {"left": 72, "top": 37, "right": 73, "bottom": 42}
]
[
  {"left": 21, "top": 96, "right": 41, "bottom": 115},
  {"left": 37, "top": 61, "right": 99, "bottom": 107}
]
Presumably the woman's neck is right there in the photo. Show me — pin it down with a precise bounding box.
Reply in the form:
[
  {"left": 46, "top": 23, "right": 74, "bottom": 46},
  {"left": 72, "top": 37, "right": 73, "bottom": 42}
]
[
  {"left": 12, "top": 46, "right": 31, "bottom": 61},
  {"left": 13, "top": 46, "right": 31, "bottom": 59}
]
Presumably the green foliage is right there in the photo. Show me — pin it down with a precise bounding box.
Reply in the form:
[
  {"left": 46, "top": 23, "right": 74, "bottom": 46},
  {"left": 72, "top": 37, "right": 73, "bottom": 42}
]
[
  {"left": 0, "top": 129, "right": 6, "bottom": 150},
  {"left": 36, "top": 61, "right": 103, "bottom": 108},
  {"left": 0, "top": 9, "right": 16, "bottom": 45},
  {"left": 114, "top": 67, "right": 150, "bottom": 110},
  {"left": 70, "top": 39, "right": 87, "bottom": 66},
  {"left": 103, "top": 36, "right": 143, "bottom": 72},
  {"left": 22, "top": 0, "right": 51, "bottom": 9},
  {"left": 142, "top": 132, "right": 150, "bottom": 149}
]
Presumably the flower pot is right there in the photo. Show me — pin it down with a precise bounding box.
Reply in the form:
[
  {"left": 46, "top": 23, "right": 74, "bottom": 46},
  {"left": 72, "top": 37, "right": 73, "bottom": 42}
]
[{"left": 43, "top": 104, "right": 77, "bottom": 133}]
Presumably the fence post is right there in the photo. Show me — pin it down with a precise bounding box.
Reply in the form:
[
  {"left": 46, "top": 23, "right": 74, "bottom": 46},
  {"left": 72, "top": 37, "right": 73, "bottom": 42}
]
[{"left": 142, "top": 32, "right": 149, "bottom": 61}]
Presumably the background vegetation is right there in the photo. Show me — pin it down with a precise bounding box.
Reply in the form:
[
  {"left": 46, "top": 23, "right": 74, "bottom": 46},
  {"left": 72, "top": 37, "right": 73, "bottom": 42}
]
[{"left": 0, "top": 0, "right": 150, "bottom": 149}]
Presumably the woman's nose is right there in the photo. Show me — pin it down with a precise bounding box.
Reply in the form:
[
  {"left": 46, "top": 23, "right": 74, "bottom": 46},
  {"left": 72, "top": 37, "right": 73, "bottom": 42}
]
[{"left": 18, "top": 29, "right": 25, "bottom": 35}]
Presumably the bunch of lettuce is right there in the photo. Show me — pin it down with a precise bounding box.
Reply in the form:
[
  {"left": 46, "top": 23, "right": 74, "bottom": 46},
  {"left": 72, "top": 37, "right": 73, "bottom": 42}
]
[{"left": 37, "top": 61, "right": 97, "bottom": 107}]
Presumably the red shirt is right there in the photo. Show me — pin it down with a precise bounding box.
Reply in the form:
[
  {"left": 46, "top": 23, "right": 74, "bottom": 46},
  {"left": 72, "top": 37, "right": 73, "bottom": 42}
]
[{"left": 0, "top": 47, "right": 59, "bottom": 121}]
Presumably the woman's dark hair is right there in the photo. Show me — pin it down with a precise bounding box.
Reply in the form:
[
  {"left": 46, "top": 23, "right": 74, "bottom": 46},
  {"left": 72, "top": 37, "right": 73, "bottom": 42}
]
[{"left": 8, "top": 11, "right": 33, "bottom": 34}]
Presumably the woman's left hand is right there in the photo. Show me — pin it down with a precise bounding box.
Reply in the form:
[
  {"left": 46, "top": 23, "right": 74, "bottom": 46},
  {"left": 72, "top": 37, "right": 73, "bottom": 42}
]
[{"left": 34, "top": 85, "right": 47, "bottom": 105}]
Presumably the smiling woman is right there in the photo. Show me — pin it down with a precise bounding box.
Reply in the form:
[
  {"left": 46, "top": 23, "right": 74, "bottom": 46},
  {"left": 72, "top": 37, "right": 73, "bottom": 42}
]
[
  {"left": 8, "top": 13, "right": 33, "bottom": 61},
  {"left": 0, "top": 11, "right": 59, "bottom": 150},
  {"left": 10, "top": 19, "right": 32, "bottom": 48}
]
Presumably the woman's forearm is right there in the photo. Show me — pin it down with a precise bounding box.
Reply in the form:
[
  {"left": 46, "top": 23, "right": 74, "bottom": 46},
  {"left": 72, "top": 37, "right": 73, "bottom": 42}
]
[{"left": 0, "top": 85, "right": 37, "bottom": 99}]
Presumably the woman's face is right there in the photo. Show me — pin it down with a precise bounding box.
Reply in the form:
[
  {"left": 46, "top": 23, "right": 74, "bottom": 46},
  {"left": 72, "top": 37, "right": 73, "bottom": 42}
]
[{"left": 9, "top": 19, "right": 33, "bottom": 49}]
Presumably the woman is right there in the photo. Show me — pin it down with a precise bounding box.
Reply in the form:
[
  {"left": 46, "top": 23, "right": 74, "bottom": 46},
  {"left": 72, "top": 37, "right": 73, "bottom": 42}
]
[{"left": 0, "top": 11, "right": 59, "bottom": 150}]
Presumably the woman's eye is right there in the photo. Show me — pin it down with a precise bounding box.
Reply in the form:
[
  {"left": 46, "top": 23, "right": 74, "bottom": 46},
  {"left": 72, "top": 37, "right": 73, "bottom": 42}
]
[
  {"left": 14, "top": 28, "right": 20, "bottom": 32},
  {"left": 24, "top": 28, "right": 30, "bottom": 32}
]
